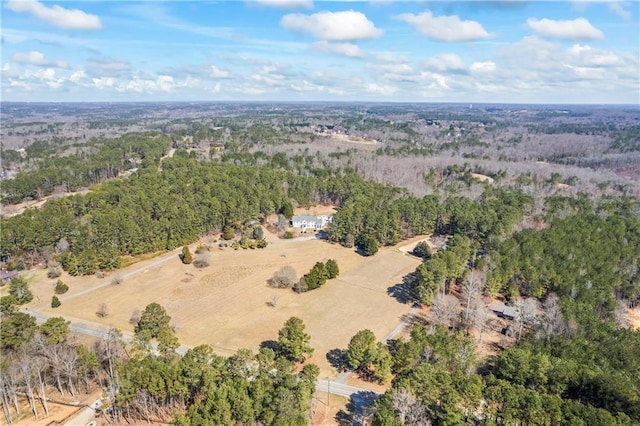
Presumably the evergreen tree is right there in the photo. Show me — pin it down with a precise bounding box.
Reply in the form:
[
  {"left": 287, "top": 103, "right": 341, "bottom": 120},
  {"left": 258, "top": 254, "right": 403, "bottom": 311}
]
[
  {"left": 181, "top": 246, "right": 193, "bottom": 264},
  {"left": 54, "top": 279, "right": 69, "bottom": 294},
  {"left": 9, "top": 276, "right": 33, "bottom": 304},
  {"left": 277, "top": 317, "right": 314, "bottom": 362},
  {"left": 325, "top": 259, "right": 339, "bottom": 279},
  {"left": 346, "top": 329, "right": 377, "bottom": 371},
  {"left": 359, "top": 235, "right": 379, "bottom": 256},
  {"left": 51, "top": 296, "right": 61, "bottom": 308}
]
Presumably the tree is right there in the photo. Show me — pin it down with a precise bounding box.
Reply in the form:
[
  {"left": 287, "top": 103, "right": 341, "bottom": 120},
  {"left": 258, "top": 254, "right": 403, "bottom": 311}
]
[
  {"left": 0, "top": 312, "right": 37, "bottom": 350},
  {"left": 222, "top": 225, "right": 235, "bottom": 241},
  {"left": 325, "top": 259, "right": 339, "bottom": 279},
  {"left": 430, "top": 294, "right": 459, "bottom": 328},
  {"left": 303, "top": 262, "right": 328, "bottom": 290},
  {"left": 462, "top": 270, "right": 485, "bottom": 323},
  {"left": 181, "top": 246, "right": 193, "bottom": 264},
  {"left": 277, "top": 317, "right": 313, "bottom": 362},
  {"left": 39, "top": 317, "right": 70, "bottom": 344},
  {"left": 280, "top": 201, "right": 294, "bottom": 219},
  {"left": 359, "top": 235, "right": 379, "bottom": 256},
  {"left": 346, "top": 329, "right": 377, "bottom": 371},
  {"left": 51, "top": 296, "right": 61, "bottom": 308},
  {"left": 268, "top": 266, "right": 297, "bottom": 288},
  {"left": 252, "top": 226, "right": 264, "bottom": 240},
  {"left": 135, "top": 302, "right": 172, "bottom": 340},
  {"left": 8, "top": 277, "right": 33, "bottom": 305},
  {"left": 413, "top": 241, "right": 432, "bottom": 259},
  {"left": 54, "top": 279, "right": 69, "bottom": 294},
  {"left": 372, "top": 342, "right": 392, "bottom": 383}
]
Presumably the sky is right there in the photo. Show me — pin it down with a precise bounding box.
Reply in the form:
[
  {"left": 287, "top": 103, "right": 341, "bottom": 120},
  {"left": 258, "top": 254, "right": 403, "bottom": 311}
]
[{"left": 1, "top": 0, "right": 639, "bottom": 104}]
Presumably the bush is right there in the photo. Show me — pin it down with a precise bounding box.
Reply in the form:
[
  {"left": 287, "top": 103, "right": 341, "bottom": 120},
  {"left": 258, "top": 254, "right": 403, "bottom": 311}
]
[
  {"left": 284, "top": 231, "right": 295, "bottom": 239},
  {"left": 111, "top": 275, "right": 123, "bottom": 285},
  {"left": 181, "top": 246, "right": 193, "bottom": 264},
  {"left": 47, "top": 266, "right": 62, "bottom": 279},
  {"left": 193, "top": 252, "right": 211, "bottom": 268},
  {"left": 358, "top": 235, "right": 379, "bottom": 256},
  {"left": 54, "top": 279, "right": 69, "bottom": 294},
  {"left": 51, "top": 296, "right": 61, "bottom": 308},
  {"left": 342, "top": 234, "right": 355, "bottom": 248},
  {"left": 253, "top": 226, "right": 264, "bottom": 240},
  {"left": 413, "top": 241, "right": 432, "bottom": 259},
  {"left": 269, "top": 266, "right": 297, "bottom": 288}
]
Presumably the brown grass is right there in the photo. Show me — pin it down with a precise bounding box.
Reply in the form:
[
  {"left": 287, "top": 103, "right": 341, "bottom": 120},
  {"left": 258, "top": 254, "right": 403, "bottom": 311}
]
[{"left": 31, "top": 228, "right": 422, "bottom": 377}]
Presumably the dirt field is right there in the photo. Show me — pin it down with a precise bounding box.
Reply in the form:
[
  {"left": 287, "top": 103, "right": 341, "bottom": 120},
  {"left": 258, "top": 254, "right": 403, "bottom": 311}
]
[{"left": 24, "top": 227, "right": 422, "bottom": 377}]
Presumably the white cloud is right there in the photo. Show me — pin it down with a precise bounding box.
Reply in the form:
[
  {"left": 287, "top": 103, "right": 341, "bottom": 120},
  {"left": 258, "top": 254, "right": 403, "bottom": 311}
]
[
  {"left": 568, "top": 44, "right": 622, "bottom": 67},
  {"left": 210, "top": 65, "right": 230, "bottom": 78},
  {"left": 253, "top": 0, "right": 313, "bottom": 9},
  {"left": 608, "top": 1, "right": 632, "bottom": 20},
  {"left": 366, "top": 83, "right": 398, "bottom": 96},
  {"left": 526, "top": 17, "right": 604, "bottom": 40},
  {"left": 281, "top": 10, "right": 382, "bottom": 41},
  {"left": 11, "top": 51, "right": 69, "bottom": 69},
  {"left": 423, "top": 53, "right": 466, "bottom": 72},
  {"left": 92, "top": 77, "right": 116, "bottom": 88},
  {"left": 312, "top": 41, "right": 365, "bottom": 58},
  {"left": 470, "top": 61, "right": 496, "bottom": 73},
  {"left": 395, "top": 10, "right": 490, "bottom": 42},
  {"left": 5, "top": 0, "right": 102, "bottom": 30}
]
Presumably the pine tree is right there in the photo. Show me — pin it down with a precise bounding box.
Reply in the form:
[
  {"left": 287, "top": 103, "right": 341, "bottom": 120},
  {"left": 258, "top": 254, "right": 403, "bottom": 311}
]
[{"left": 51, "top": 296, "right": 61, "bottom": 308}]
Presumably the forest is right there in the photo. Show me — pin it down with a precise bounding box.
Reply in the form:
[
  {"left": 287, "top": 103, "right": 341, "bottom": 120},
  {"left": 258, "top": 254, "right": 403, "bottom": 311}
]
[{"left": 1, "top": 105, "right": 639, "bottom": 425}]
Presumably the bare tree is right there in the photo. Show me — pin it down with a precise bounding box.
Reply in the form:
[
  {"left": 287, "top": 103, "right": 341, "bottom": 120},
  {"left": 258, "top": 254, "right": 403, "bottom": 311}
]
[
  {"left": 17, "top": 348, "right": 38, "bottom": 420},
  {"left": 614, "top": 299, "right": 630, "bottom": 329},
  {"left": 268, "top": 265, "right": 297, "bottom": 289},
  {"left": 267, "top": 294, "right": 280, "bottom": 307},
  {"left": 129, "top": 309, "right": 141, "bottom": 325},
  {"left": 514, "top": 298, "right": 539, "bottom": 341},
  {"left": 391, "top": 389, "right": 431, "bottom": 426},
  {"left": 430, "top": 294, "right": 459, "bottom": 329},
  {"left": 542, "top": 293, "right": 566, "bottom": 335},
  {"left": 462, "top": 270, "right": 485, "bottom": 323},
  {"left": 97, "top": 303, "right": 109, "bottom": 318},
  {"left": 469, "top": 295, "right": 492, "bottom": 344},
  {"left": 193, "top": 252, "right": 211, "bottom": 268}
]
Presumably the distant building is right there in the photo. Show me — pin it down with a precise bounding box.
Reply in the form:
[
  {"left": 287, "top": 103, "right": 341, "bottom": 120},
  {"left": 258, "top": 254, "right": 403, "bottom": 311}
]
[
  {"left": 0, "top": 270, "right": 19, "bottom": 283},
  {"left": 291, "top": 215, "right": 333, "bottom": 231},
  {"left": 489, "top": 303, "right": 520, "bottom": 321}
]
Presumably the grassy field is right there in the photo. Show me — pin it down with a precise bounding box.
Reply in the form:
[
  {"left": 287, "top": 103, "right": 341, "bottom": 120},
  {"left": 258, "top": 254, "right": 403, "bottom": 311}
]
[{"left": 21, "top": 226, "right": 423, "bottom": 377}]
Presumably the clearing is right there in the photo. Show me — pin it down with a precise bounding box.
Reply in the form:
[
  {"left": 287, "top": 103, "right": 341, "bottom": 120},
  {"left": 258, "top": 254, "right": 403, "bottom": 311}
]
[{"left": 24, "top": 228, "right": 422, "bottom": 378}]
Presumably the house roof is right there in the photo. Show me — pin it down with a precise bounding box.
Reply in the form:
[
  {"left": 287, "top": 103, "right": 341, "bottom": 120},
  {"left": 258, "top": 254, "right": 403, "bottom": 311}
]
[{"left": 292, "top": 215, "right": 323, "bottom": 222}]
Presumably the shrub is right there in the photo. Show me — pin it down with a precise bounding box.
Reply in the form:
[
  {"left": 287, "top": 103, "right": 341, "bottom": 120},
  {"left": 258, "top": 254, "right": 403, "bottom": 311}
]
[
  {"left": 54, "top": 279, "right": 69, "bottom": 294},
  {"left": 253, "top": 226, "right": 264, "bottom": 240},
  {"left": 47, "top": 265, "right": 62, "bottom": 279},
  {"left": 413, "top": 241, "right": 432, "bottom": 259},
  {"left": 284, "top": 231, "right": 295, "bottom": 239},
  {"left": 181, "top": 246, "right": 193, "bottom": 264},
  {"left": 193, "top": 252, "right": 211, "bottom": 268},
  {"left": 51, "top": 296, "right": 61, "bottom": 308},
  {"left": 269, "top": 266, "right": 297, "bottom": 288}
]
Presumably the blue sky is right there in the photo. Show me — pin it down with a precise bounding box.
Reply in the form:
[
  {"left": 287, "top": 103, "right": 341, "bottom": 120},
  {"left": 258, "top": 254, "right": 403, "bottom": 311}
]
[{"left": 1, "top": 0, "right": 638, "bottom": 103}]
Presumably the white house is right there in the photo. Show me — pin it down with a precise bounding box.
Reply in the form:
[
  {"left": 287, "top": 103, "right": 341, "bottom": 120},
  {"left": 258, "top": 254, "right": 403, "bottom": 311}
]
[{"left": 291, "top": 215, "right": 333, "bottom": 231}]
